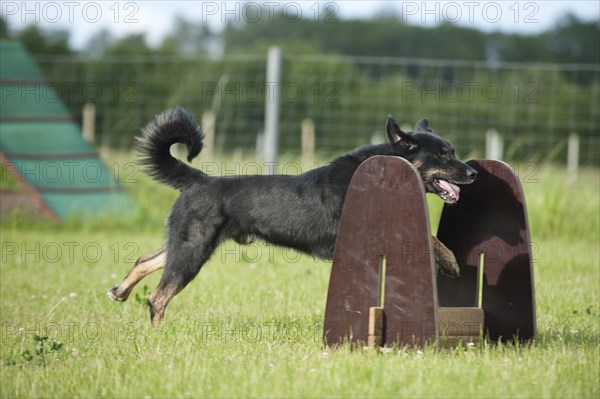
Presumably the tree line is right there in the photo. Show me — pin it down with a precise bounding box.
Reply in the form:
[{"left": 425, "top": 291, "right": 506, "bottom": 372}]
[
  {"left": 2, "top": 13, "right": 598, "bottom": 65},
  {"left": 1, "top": 14, "right": 598, "bottom": 164}
]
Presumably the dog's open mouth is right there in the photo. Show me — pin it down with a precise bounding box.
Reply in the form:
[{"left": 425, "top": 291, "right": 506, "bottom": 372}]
[{"left": 434, "top": 179, "right": 461, "bottom": 204}]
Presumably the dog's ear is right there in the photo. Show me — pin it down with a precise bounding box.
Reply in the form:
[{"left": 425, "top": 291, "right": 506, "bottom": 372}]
[
  {"left": 387, "top": 115, "right": 418, "bottom": 151},
  {"left": 414, "top": 118, "right": 435, "bottom": 134}
]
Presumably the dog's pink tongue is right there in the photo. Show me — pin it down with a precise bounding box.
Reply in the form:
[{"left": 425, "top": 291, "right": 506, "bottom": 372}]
[{"left": 438, "top": 180, "right": 461, "bottom": 201}]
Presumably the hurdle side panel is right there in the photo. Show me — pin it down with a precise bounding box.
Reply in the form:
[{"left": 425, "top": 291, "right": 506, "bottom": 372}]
[
  {"left": 383, "top": 180, "right": 438, "bottom": 347},
  {"left": 323, "top": 156, "right": 437, "bottom": 347},
  {"left": 437, "top": 160, "right": 536, "bottom": 342}
]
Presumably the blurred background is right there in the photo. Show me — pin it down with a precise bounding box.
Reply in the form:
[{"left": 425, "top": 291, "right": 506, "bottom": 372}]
[
  {"left": 2, "top": 1, "right": 598, "bottom": 161},
  {"left": 1, "top": 5, "right": 599, "bottom": 397}
]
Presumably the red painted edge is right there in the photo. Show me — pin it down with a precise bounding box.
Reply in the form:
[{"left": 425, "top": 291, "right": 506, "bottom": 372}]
[{"left": 0, "top": 151, "right": 61, "bottom": 222}]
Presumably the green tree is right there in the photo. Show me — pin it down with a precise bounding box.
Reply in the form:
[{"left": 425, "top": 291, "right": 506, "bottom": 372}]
[
  {"left": 159, "top": 15, "right": 214, "bottom": 55},
  {"left": 545, "top": 14, "right": 600, "bottom": 64},
  {"left": 83, "top": 29, "right": 114, "bottom": 58},
  {"left": 223, "top": 14, "right": 488, "bottom": 60},
  {"left": 105, "top": 33, "right": 153, "bottom": 56},
  {"left": 0, "top": 17, "right": 10, "bottom": 39},
  {"left": 17, "top": 24, "right": 72, "bottom": 56}
]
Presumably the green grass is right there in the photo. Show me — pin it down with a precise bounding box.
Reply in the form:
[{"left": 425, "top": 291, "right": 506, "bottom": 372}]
[
  {"left": 0, "top": 161, "right": 25, "bottom": 191},
  {"left": 1, "top": 157, "right": 598, "bottom": 398}
]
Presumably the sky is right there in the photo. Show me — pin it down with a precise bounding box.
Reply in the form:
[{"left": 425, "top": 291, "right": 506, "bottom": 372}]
[{"left": 2, "top": 1, "right": 599, "bottom": 49}]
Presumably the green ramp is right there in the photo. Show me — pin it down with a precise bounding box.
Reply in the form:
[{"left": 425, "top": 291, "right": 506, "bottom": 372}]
[{"left": 0, "top": 40, "right": 134, "bottom": 221}]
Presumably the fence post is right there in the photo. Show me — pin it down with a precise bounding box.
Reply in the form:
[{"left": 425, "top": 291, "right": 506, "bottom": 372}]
[
  {"left": 486, "top": 129, "right": 503, "bottom": 160},
  {"left": 202, "top": 110, "right": 216, "bottom": 162},
  {"left": 82, "top": 103, "right": 95, "bottom": 144},
  {"left": 264, "top": 46, "right": 282, "bottom": 172},
  {"left": 567, "top": 133, "right": 579, "bottom": 185},
  {"left": 301, "top": 118, "right": 315, "bottom": 167}
]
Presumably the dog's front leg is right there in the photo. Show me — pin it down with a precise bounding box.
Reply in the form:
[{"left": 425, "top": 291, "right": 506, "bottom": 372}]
[
  {"left": 107, "top": 247, "right": 167, "bottom": 301},
  {"left": 432, "top": 236, "right": 460, "bottom": 277}
]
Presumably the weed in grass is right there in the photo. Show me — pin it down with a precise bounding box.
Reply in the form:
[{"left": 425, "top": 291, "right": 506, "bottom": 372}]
[
  {"left": 133, "top": 285, "right": 150, "bottom": 305},
  {"left": 3, "top": 335, "right": 65, "bottom": 368}
]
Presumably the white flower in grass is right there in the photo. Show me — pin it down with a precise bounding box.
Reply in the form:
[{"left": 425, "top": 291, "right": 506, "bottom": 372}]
[{"left": 69, "top": 292, "right": 77, "bottom": 298}]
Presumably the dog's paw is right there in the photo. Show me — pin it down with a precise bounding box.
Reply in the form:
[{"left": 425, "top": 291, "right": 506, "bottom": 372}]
[
  {"left": 436, "top": 252, "right": 460, "bottom": 278},
  {"left": 432, "top": 236, "right": 460, "bottom": 278},
  {"left": 107, "top": 285, "right": 130, "bottom": 302}
]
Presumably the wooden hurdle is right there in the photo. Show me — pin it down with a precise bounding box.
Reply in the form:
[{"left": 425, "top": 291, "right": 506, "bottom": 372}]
[{"left": 323, "top": 156, "right": 536, "bottom": 348}]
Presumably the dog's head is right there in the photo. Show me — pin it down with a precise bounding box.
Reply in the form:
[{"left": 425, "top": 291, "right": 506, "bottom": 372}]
[{"left": 386, "top": 116, "right": 477, "bottom": 204}]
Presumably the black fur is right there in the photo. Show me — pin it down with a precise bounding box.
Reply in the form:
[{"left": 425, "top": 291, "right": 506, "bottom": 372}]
[
  {"left": 137, "top": 108, "right": 477, "bottom": 324},
  {"left": 137, "top": 107, "right": 204, "bottom": 190}
]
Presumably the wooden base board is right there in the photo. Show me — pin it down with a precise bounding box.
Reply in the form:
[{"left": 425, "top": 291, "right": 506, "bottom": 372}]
[{"left": 437, "top": 307, "right": 484, "bottom": 345}]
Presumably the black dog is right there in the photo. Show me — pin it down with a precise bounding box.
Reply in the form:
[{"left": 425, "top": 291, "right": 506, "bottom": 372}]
[{"left": 108, "top": 108, "right": 477, "bottom": 325}]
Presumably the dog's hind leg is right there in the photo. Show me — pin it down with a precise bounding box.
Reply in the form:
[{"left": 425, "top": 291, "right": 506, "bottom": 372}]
[
  {"left": 148, "top": 240, "right": 217, "bottom": 327},
  {"left": 107, "top": 247, "right": 166, "bottom": 302}
]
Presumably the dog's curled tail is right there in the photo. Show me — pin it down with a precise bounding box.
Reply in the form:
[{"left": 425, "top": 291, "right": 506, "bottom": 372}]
[{"left": 137, "top": 107, "right": 205, "bottom": 190}]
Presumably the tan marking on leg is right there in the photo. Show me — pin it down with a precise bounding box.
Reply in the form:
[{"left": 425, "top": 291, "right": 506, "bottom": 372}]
[
  {"left": 148, "top": 282, "right": 180, "bottom": 327},
  {"left": 107, "top": 247, "right": 167, "bottom": 302}
]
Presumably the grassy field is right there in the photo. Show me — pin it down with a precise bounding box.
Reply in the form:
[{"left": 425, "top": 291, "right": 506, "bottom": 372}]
[{"left": 1, "top": 155, "right": 598, "bottom": 398}]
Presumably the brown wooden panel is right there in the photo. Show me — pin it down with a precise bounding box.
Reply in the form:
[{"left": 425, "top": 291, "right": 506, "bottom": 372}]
[
  {"left": 323, "top": 156, "right": 437, "bottom": 347},
  {"left": 437, "top": 307, "right": 484, "bottom": 337},
  {"left": 437, "top": 160, "right": 536, "bottom": 342},
  {"left": 437, "top": 307, "right": 484, "bottom": 325}
]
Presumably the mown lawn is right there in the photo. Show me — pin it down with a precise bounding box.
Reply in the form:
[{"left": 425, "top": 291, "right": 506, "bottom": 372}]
[{"left": 0, "top": 159, "right": 598, "bottom": 398}]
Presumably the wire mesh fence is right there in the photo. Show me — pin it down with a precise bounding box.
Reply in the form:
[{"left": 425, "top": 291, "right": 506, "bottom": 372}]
[{"left": 32, "top": 52, "right": 599, "bottom": 165}]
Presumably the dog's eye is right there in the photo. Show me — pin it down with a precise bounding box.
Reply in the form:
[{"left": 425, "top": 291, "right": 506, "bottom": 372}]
[{"left": 436, "top": 150, "right": 447, "bottom": 159}]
